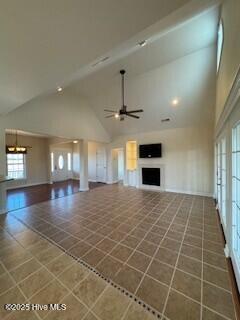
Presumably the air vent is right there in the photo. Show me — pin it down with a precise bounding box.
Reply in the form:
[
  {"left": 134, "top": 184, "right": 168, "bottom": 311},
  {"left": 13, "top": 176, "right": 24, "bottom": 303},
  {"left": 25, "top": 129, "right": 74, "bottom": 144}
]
[
  {"left": 161, "top": 118, "right": 170, "bottom": 122},
  {"left": 92, "top": 56, "right": 110, "bottom": 67}
]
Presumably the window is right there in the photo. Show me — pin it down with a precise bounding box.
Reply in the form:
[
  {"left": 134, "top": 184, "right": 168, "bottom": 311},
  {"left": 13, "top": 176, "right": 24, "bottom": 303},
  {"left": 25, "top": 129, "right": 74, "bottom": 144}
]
[
  {"left": 58, "top": 155, "right": 64, "bottom": 170},
  {"left": 7, "top": 154, "right": 26, "bottom": 179},
  {"left": 67, "top": 153, "right": 71, "bottom": 171},
  {"left": 217, "top": 20, "right": 224, "bottom": 72},
  {"left": 51, "top": 152, "right": 54, "bottom": 173},
  {"left": 232, "top": 122, "right": 240, "bottom": 267}
]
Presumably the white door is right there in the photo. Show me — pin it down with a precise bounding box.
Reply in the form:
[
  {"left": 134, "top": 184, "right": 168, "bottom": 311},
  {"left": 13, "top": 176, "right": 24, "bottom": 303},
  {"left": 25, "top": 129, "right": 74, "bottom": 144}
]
[
  {"left": 96, "top": 148, "right": 106, "bottom": 183},
  {"left": 52, "top": 150, "right": 68, "bottom": 182}
]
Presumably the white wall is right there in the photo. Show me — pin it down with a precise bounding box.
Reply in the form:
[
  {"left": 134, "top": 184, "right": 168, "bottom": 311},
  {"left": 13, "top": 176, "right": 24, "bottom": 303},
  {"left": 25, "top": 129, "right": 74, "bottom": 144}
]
[
  {"left": 6, "top": 134, "right": 49, "bottom": 189},
  {"left": 216, "top": 0, "right": 240, "bottom": 123},
  {"left": 0, "top": 90, "right": 110, "bottom": 144},
  {"left": 108, "top": 125, "right": 214, "bottom": 196}
]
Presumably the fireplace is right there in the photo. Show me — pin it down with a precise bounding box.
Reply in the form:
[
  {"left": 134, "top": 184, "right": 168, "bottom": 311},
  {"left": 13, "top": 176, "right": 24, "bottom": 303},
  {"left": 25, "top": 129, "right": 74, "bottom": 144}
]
[{"left": 142, "top": 168, "right": 160, "bottom": 186}]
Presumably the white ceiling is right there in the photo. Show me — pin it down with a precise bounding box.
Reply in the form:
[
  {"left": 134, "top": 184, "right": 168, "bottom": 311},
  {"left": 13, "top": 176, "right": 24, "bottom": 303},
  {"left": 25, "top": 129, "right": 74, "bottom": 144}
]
[
  {"left": 1, "top": 0, "right": 220, "bottom": 140},
  {"left": 70, "top": 7, "right": 219, "bottom": 137},
  {"left": 72, "top": 8, "right": 219, "bottom": 98},
  {"left": 0, "top": 0, "right": 191, "bottom": 115}
]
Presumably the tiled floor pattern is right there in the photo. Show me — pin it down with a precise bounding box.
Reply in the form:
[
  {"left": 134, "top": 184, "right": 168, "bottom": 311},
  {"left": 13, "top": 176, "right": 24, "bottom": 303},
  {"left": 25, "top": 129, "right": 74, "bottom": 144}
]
[
  {"left": 1, "top": 184, "right": 237, "bottom": 320},
  {"left": 0, "top": 220, "right": 155, "bottom": 320}
]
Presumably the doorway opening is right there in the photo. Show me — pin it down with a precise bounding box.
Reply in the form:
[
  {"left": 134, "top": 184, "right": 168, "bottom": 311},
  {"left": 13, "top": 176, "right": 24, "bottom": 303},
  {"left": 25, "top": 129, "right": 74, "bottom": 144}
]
[{"left": 111, "top": 148, "right": 124, "bottom": 183}]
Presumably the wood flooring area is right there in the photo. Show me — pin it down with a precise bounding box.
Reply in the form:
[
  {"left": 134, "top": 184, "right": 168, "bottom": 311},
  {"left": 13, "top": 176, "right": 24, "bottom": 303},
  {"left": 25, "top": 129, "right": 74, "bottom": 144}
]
[
  {"left": 1, "top": 184, "right": 238, "bottom": 320},
  {"left": 7, "top": 179, "right": 105, "bottom": 212}
]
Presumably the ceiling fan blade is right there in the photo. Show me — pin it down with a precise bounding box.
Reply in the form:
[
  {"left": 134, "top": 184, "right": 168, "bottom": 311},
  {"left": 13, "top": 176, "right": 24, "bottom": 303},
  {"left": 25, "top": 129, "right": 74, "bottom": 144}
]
[
  {"left": 104, "top": 109, "right": 117, "bottom": 113},
  {"left": 105, "top": 115, "right": 115, "bottom": 118},
  {"left": 126, "top": 113, "right": 140, "bottom": 119},
  {"left": 126, "top": 109, "right": 144, "bottom": 113}
]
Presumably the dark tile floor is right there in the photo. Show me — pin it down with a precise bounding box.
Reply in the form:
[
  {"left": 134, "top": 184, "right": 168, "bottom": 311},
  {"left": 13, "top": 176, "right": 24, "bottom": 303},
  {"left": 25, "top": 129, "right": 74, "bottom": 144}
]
[
  {"left": 0, "top": 184, "right": 237, "bottom": 320},
  {"left": 7, "top": 179, "right": 105, "bottom": 211}
]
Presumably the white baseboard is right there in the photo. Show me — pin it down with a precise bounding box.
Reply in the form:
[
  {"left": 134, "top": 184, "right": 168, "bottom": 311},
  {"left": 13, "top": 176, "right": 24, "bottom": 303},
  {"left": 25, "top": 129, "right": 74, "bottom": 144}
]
[
  {"left": 0, "top": 208, "right": 7, "bottom": 215},
  {"left": 107, "top": 180, "right": 119, "bottom": 184},
  {"left": 165, "top": 188, "right": 214, "bottom": 197},
  {"left": 224, "top": 244, "right": 230, "bottom": 258},
  {"left": 73, "top": 178, "right": 98, "bottom": 183},
  {"left": 7, "top": 181, "right": 50, "bottom": 190},
  {"left": 79, "top": 188, "right": 89, "bottom": 192}
]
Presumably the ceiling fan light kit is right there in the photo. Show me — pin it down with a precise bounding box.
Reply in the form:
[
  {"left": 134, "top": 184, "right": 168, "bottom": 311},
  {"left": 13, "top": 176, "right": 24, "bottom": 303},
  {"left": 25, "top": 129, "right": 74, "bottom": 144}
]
[{"left": 104, "top": 70, "right": 144, "bottom": 121}]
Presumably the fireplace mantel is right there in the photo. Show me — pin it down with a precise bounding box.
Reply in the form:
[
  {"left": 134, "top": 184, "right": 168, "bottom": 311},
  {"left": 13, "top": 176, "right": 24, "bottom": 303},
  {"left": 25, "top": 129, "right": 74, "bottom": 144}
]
[{"left": 137, "top": 163, "right": 165, "bottom": 191}]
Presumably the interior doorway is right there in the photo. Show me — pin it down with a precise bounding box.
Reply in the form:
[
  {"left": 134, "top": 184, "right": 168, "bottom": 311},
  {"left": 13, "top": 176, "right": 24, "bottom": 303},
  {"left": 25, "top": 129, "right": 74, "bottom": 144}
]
[
  {"left": 117, "top": 148, "right": 124, "bottom": 181},
  {"left": 96, "top": 147, "right": 107, "bottom": 183},
  {"left": 111, "top": 148, "right": 124, "bottom": 183}
]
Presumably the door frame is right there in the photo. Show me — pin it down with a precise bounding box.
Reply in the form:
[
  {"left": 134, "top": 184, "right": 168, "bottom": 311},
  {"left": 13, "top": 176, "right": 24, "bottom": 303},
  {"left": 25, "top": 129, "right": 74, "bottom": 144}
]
[
  {"left": 51, "top": 148, "right": 72, "bottom": 183},
  {"left": 96, "top": 147, "right": 107, "bottom": 183}
]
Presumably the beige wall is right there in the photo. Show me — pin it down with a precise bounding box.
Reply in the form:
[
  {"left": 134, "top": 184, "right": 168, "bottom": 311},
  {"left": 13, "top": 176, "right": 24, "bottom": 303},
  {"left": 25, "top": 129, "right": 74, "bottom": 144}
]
[
  {"left": 108, "top": 125, "right": 214, "bottom": 196},
  {"left": 6, "top": 134, "right": 49, "bottom": 189},
  {"left": 216, "top": 0, "right": 240, "bottom": 123}
]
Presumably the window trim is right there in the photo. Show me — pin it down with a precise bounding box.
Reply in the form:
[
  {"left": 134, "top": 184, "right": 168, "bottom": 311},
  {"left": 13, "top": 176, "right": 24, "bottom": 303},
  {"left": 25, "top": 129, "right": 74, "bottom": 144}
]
[{"left": 6, "top": 153, "right": 27, "bottom": 180}]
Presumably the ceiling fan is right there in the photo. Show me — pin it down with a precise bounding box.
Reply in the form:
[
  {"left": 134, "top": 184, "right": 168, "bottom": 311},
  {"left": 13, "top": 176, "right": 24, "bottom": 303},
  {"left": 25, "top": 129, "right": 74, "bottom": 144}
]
[{"left": 104, "top": 69, "right": 144, "bottom": 121}]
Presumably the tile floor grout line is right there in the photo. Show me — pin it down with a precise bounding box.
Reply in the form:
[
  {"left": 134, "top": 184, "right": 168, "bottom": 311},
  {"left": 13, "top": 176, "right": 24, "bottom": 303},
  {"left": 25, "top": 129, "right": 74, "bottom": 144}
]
[
  {"left": 10, "top": 198, "right": 225, "bottom": 259},
  {"left": 114, "top": 195, "right": 178, "bottom": 280},
  {"left": 1, "top": 251, "right": 42, "bottom": 320},
  {"left": 160, "top": 196, "right": 195, "bottom": 320},
  {"left": 3, "top": 228, "right": 98, "bottom": 320},
  {"left": 32, "top": 192, "right": 176, "bottom": 320},
  {"left": 119, "top": 195, "right": 186, "bottom": 320},
  {"left": 9, "top": 203, "right": 227, "bottom": 272},
  {"left": 11, "top": 197, "right": 160, "bottom": 264},
  {"left": 200, "top": 198, "right": 205, "bottom": 320},
  {"left": 92, "top": 200, "right": 172, "bottom": 282},
  {"left": 3, "top": 189, "right": 235, "bottom": 320},
  {"left": 8, "top": 203, "right": 166, "bottom": 319},
  {"left": 79, "top": 193, "right": 169, "bottom": 276}
]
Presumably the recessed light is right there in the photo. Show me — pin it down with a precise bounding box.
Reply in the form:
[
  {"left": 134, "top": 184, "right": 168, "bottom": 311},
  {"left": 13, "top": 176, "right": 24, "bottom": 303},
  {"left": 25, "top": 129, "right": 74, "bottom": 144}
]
[
  {"left": 139, "top": 40, "right": 147, "bottom": 47},
  {"left": 57, "top": 87, "right": 63, "bottom": 92},
  {"left": 73, "top": 140, "right": 78, "bottom": 144},
  {"left": 172, "top": 98, "right": 179, "bottom": 106},
  {"left": 114, "top": 113, "right": 119, "bottom": 119}
]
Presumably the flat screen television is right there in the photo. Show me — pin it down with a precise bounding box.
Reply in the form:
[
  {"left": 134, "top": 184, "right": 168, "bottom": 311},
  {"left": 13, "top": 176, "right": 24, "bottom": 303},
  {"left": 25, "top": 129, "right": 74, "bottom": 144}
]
[{"left": 139, "top": 143, "right": 162, "bottom": 158}]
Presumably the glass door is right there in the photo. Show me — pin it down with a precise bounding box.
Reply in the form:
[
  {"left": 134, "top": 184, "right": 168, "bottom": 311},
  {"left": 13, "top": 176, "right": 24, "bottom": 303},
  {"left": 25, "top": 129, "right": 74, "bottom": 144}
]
[
  {"left": 232, "top": 122, "right": 240, "bottom": 272},
  {"left": 216, "top": 137, "right": 227, "bottom": 228}
]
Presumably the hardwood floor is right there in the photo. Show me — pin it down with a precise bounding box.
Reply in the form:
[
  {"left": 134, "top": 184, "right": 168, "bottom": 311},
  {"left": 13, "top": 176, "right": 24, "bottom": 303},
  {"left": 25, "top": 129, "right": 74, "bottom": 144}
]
[{"left": 7, "top": 179, "right": 105, "bottom": 212}]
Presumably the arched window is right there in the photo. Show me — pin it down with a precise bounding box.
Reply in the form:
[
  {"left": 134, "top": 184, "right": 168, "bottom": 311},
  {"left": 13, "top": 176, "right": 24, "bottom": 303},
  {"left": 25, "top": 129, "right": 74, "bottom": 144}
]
[
  {"left": 217, "top": 20, "right": 224, "bottom": 72},
  {"left": 58, "top": 155, "right": 64, "bottom": 170}
]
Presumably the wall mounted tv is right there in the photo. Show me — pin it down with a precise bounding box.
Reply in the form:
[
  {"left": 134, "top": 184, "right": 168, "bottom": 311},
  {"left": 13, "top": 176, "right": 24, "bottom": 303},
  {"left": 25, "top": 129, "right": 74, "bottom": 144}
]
[{"left": 139, "top": 143, "right": 162, "bottom": 158}]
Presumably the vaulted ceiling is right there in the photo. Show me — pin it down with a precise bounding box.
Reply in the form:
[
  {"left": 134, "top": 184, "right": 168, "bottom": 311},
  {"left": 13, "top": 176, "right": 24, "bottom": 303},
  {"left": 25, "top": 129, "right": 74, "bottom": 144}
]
[
  {"left": 0, "top": 0, "right": 191, "bottom": 114},
  {"left": 71, "top": 6, "right": 219, "bottom": 137},
  {"left": 1, "top": 0, "right": 220, "bottom": 140}
]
